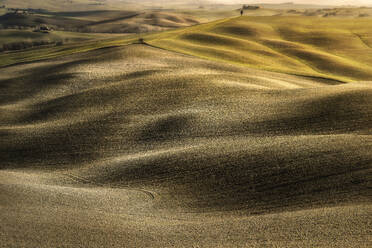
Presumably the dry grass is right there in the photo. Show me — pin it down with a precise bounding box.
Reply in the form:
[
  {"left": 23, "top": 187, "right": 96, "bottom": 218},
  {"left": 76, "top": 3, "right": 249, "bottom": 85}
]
[
  {"left": 0, "top": 10, "right": 200, "bottom": 34},
  {"left": 4, "top": 14, "right": 372, "bottom": 84},
  {"left": 147, "top": 16, "right": 372, "bottom": 82},
  {"left": 1, "top": 44, "right": 371, "bottom": 247}
]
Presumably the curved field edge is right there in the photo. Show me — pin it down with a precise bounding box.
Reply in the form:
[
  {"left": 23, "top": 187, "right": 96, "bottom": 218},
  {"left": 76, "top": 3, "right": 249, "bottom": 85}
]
[{"left": 2, "top": 16, "right": 372, "bottom": 82}]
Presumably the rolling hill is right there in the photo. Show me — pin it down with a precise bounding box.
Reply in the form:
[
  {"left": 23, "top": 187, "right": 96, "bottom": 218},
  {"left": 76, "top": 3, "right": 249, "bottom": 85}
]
[
  {"left": 1, "top": 3, "right": 372, "bottom": 246},
  {"left": 0, "top": 29, "right": 126, "bottom": 52},
  {"left": 147, "top": 16, "right": 372, "bottom": 82},
  {"left": 0, "top": 0, "right": 140, "bottom": 11},
  {"left": 0, "top": 10, "right": 200, "bottom": 33},
  {"left": 3, "top": 15, "right": 372, "bottom": 84},
  {"left": 1, "top": 44, "right": 371, "bottom": 247}
]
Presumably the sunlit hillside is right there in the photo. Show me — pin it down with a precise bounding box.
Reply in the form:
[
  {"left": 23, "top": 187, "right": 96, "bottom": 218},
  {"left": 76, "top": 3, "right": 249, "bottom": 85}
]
[
  {"left": 1, "top": 44, "right": 371, "bottom": 247},
  {"left": 1, "top": 2, "right": 371, "bottom": 248},
  {"left": 148, "top": 16, "right": 372, "bottom": 82}
]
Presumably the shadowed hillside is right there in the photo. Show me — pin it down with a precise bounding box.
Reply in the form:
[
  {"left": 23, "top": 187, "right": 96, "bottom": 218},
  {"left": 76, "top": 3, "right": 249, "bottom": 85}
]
[
  {"left": 0, "top": 10, "right": 200, "bottom": 33},
  {"left": 1, "top": 44, "right": 371, "bottom": 247},
  {"left": 0, "top": 29, "right": 126, "bottom": 52}
]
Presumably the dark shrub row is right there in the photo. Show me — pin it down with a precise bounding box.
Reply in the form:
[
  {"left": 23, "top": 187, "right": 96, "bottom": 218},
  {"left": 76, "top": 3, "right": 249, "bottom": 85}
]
[{"left": 1, "top": 40, "right": 63, "bottom": 52}]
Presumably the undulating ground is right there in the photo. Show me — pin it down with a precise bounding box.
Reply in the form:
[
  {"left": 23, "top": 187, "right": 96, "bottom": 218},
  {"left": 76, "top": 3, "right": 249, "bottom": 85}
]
[
  {"left": 0, "top": 29, "right": 125, "bottom": 51},
  {"left": 0, "top": 10, "right": 200, "bottom": 33},
  {"left": 4, "top": 16, "right": 372, "bottom": 82},
  {"left": 148, "top": 16, "right": 372, "bottom": 82},
  {"left": 1, "top": 44, "right": 371, "bottom": 247}
]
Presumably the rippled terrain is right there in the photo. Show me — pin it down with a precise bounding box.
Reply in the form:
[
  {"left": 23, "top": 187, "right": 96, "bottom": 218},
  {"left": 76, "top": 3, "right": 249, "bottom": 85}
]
[{"left": 1, "top": 44, "right": 371, "bottom": 247}]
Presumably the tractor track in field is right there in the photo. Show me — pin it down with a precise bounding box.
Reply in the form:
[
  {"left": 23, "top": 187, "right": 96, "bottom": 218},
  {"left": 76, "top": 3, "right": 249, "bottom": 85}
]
[{"left": 61, "top": 172, "right": 155, "bottom": 200}]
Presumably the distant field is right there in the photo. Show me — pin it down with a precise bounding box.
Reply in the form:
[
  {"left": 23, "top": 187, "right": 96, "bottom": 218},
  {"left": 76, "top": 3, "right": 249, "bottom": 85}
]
[
  {"left": 0, "top": 9, "right": 201, "bottom": 53},
  {"left": 2, "top": 5, "right": 372, "bottom": 35},
  {"left": 0, "top": 29, "right": 124, "bottom": 49},
  {"left": 147, "top": 16, "right": 372, "bottom": 82},
  {"left": 0, "top": 0, "right": 140, "bottom": 11},
  {"left": 2, "top": 15, "right": 372, "bottom": 83},
  {"left": 0, "top": 10, "right": 200, "bottom": 33}
]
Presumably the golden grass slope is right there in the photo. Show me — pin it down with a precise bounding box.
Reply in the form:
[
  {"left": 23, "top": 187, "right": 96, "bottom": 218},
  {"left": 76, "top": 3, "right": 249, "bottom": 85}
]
[
  {"left": 1, "top": 45, "right": 371, "bottom": 247},
  {"left": 0, "top": 10, "right": 200, "bottom": 34},
  {"left": 147, "top": 16, "right": 372, "bottom": 82},
  {"left": 3, "top": 16, "right": 372, "bottom": 84},
  {"left": 90, "top": 11, "right": 200, "bottom": 33}
]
